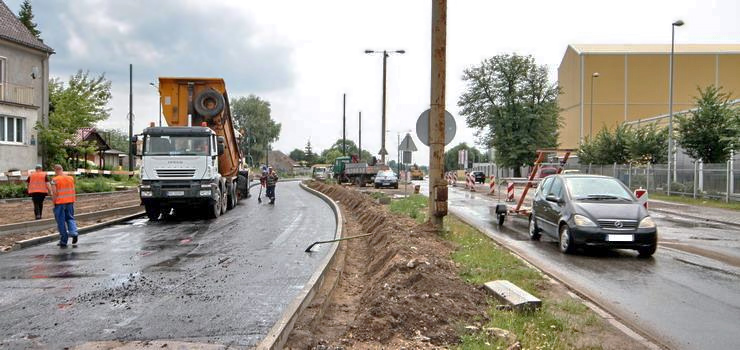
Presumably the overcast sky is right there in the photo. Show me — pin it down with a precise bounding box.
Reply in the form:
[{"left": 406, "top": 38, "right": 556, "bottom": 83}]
[{"left": 10, "top": 0, "right": 740, "bottom": 165}]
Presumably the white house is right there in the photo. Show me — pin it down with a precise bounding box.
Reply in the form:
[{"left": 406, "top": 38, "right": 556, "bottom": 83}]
[{"left": 0, "top": 0, "right": 53, "bottom": 172}]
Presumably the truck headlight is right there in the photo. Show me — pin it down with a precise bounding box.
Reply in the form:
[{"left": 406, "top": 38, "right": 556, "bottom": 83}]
[
  {"left": 573, "top": 214, "right": 597, "bottom": 227},
  {"left": 639, "top": 217, "right": 656, "bottom": 229},
  {"left": 141, "top": 191, "right": 153, "bottom": 197},
  {"left": 201, "top": 184, "right": 212, "bottom": 188},
  {"left": 199, "top": 190, "right": 212, "bottom": 197},
  {"left": 140, "top": 185, "right": 151, "bottom": 189}
]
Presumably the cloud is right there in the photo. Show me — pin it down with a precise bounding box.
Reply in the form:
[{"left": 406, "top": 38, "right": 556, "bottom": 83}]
[{"left": 27, "top": 0, "right": 294, "bottom": 93}]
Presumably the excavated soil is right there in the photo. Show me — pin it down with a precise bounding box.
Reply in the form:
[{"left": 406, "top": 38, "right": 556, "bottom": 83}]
[{"left": 286, "top": 182, "right": 489, "bottom": 349}]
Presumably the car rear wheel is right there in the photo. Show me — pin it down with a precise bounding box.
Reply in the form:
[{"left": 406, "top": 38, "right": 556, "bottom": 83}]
[
  {"left": 528, "top": 215, "right": 541, "bottom": 240},
  {"left": 637, "top": 244, "right": 657, "bottom": 258},
  {"left": 559, "top": 224, "right": 575, "bottom": 254}
]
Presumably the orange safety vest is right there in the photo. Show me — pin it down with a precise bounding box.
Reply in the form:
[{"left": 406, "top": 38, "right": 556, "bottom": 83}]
[
  {"left": 28, "top": 172, "right": 49, "bottom": 194},
  {"left": 53, "top": 175, "right": 76, "bottom": 204}
]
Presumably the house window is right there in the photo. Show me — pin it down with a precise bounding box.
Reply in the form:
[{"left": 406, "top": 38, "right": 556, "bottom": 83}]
[{"left": 0, "top": 115, "right": 25, "bottom": 143}]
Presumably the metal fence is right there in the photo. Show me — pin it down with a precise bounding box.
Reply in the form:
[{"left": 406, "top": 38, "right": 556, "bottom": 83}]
[{"left": 566, "top": 160, "right": 739, "bottom": 202}]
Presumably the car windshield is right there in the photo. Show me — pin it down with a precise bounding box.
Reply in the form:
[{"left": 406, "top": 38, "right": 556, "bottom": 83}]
[
  {"left": 378, "top": 171, "right": 395, "bottom": 177},
  {"left": 565, "top": 177, "right": 634, "bottom": 201},
  {"left": 144, "top": 135, "right": 210, "bottom": 156}
]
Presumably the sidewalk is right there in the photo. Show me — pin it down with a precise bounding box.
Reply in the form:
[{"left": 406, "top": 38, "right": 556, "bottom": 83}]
[{"left": 648, "top": 199, "right": 740, "bottom": 226}]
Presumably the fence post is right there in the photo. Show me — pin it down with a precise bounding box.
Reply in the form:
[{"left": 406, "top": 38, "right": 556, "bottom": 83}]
[
  {"left": 731, "top": 150, "right": 736, "bottom": 200},
  {"left": 727, "top": 159, "right": 731, "bottom": 203},
  {"left": 613, "top": 162, "right": 617, "bottom": 177},
  {"left": 693, "top": 160, "right": 698, "bottom": 199},
  {"left": 699, "top": 160, "right": 704, "bottom": 195},
  {"left": 588, "top": 163, "right": 592, "bottom": 174},
  {"left": 646, "top": 163, "right": 651, "bottom": 192},
  {"left": 628, "top": 163, "right": 632, "bottom": 189}
]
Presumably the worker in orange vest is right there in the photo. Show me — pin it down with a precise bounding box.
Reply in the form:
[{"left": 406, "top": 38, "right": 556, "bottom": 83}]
[
  {"left": 50, "top": 164, "right": 78, "bottom": 248},
  {"left": 26, "top": 164, "right": 52, "bottom": 220}
]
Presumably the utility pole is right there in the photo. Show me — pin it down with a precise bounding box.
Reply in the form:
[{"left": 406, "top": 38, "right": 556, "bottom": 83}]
[
  {"left": 365, "top": 49, "right": 404, "bottom": 164},
  {"left": 397, "top": 132, "right": 401, "bottom": 175},
  {"left": 358, "top": 111, "right": 362, "bottom": 162},
  {"left": 342, "top": 93, "right": 346, "bottom": 156},
  {"left": 429, "top": 0, "right": 447, "bottom": 229},
  {"left": 128, "top": 64, "right": 134, "bottom": 176}
]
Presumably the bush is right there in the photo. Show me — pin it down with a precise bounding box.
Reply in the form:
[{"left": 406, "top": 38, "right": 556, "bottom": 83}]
[
  {"left": 0, "top": 182, "right": 28, "bottom": 199},
  {"left": 76, "top": 177, "right": 114, "bottom": 193}
]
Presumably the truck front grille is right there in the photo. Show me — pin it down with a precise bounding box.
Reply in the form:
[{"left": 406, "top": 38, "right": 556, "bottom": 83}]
[{"left": 156, "top": 169, "right": 196, "bottom": 178}]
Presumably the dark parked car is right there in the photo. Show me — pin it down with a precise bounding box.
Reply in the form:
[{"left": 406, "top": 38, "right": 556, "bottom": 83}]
[
  {"left": 472, "top": 171, "right": 486, "bottom": 184},
  {"left": 374, "top": 170, "right": 398, "bottom": 189},
  {"left": 528, "top": 174, "right": 657, "bottom": 257}
]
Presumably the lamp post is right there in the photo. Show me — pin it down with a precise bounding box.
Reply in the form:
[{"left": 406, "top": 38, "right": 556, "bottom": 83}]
[
  {"left": 667, "top": 19, "right": 684, "bottom": 195},
  {"left": 590, "top": 72, "right": 599, "bottom": 138},
  {"left": 365, "top": 49, "right": 405, "bottom": 164},
  {"left": 149, "top": 82, "right": 162, "bottom": 127}
]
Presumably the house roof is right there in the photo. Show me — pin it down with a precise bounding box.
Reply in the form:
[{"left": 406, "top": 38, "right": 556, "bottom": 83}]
[
  {"left": 64, "top": 127, "right": 111, "bottom": 151},
  {"left": 0, "top": 0, "right": 54, "bottom": 53},
  {"left": 569, "top": 44, "right": 740, "bottom": 55}
]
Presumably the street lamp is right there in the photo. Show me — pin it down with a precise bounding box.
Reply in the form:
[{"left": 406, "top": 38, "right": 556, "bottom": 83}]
[
  {"left": 365, "top": 49, "right": 405, "bottom": 164},
  {"left": 590, "top": 72, "right": 599, "bottom": 138},
  {"left": 667, "top": 19, "right": 684, "bottom": 195},
  {"left": 149, "top": 82, "right": 162, "bottom": 127}
]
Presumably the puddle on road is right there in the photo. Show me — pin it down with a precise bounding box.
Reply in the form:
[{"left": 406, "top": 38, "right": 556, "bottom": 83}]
[{"left": 32, "top": 251, "right": 98, "bottom": 262}]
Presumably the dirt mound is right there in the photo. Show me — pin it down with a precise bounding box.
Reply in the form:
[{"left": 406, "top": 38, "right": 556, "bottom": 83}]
[{"left": 289, "top": 182, "right": 487, "bottom": 348}]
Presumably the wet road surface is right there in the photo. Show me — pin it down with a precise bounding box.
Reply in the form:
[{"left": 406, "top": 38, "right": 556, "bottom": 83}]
[
  {"left": 0, "top": 181, "right": 336, "bottom": 349},
  {"left": 418, "top": 181, "right": 740, "bottom": 350}
]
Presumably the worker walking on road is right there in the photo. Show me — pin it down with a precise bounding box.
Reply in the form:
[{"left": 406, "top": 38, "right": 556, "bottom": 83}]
[
  {"left": 266, "top": 167, "right": 278, "bottom": 205},
  {"left": 50, "top": 164, "right": 78, "bottom": 248},
  {"left": 27, "top": 164, "right": 52, "bottom": 220}
]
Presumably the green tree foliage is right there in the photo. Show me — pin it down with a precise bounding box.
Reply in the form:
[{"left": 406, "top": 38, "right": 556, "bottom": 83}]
[
  {"left": 289, "top": 148, "right": 305, "bottom": 162},
  {"left": 458, "top": 54, "right": 560, "bottom": 176},
  {"left": 320, "top": 139, "right": 373, "bottom": 163},
  {"left": 304, "top": 140, "right": 315, "bottom": 165},
  {"left": 578, "top": 124, "right": 667, "bottom": 164},
  {"left": 18, "top": 0, "right": 41, "bottom": 39},
  {"left": 36, "top": 71, "right": 112, "bottom": 167},
  {"left": 444, "top": 142, "right": 484, "bottom": 171},
  {"left": 676, "top": 85, "right": 738, "bottom": 162},
  {"left": 98, "top": 128, "right": 129, "bottom": 153},
  {"left": 231, "top": 95, "right": 281, "bottom": 165}
]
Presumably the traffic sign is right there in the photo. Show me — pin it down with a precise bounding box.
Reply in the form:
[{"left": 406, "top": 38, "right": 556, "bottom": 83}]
[
  {"left": 415, "top": 109, "right": 456, "bottom": 146},
  {"left": 398, "top": 133, "right": 417, "bottom": 152}
]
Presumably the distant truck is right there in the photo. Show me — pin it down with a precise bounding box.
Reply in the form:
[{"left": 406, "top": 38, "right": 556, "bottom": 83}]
[
  {"left": 332, "top": 155, "right": 387, "bottom": 187},
  {"left": 311, "top": 164, "right": 332, "bottom": 181},
  {"left": 409, "top": 164, "right": 424, "bottom": 180},
  {"left": 135, "top": 77, "right": 250, "bottom": 220}
]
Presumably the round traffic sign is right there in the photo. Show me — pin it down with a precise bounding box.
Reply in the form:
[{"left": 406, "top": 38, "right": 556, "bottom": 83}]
[{"left": 415, "top": 109, "right": 456, "bottom": 146}]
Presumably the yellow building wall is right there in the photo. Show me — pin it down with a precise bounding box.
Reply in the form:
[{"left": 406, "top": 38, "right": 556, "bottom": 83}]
[
  {"left": 719, "top": 55, "right": 740, "bottom": 99},
  {"left": 560, "top": 107, "right": 580, "bottom": 148},
  {"left": 674, "top": 55, "right": 716, "bottom": 108}
]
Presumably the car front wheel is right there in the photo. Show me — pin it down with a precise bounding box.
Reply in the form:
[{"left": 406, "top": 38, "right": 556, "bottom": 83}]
[
  {"left": 637, "top": 244, "right": 657, "bottom": 258},
  {"left": 528, "top": 215, "right": 541, "bottom": 240},
  {"left": 559, "top": 224, "right": 575, "bottom": 254}
]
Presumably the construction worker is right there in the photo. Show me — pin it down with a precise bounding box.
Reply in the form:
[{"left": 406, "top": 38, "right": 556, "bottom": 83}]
[
  {"left": 26, "top": 164, "right": 52, "bottom": 220},
  {"left": 265, "top": 167, "right": 278, "bottom": 204},
  {"left": 50, "top": 164, "right": 78, "bottom": 248}
]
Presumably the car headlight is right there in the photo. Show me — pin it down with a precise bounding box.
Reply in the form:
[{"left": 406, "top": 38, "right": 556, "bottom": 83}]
[
  {"left": 199, "top": 190, "right": 212, "bottom": 197},
  {"left": 573, "top": 214, "right": 597, "bottom": 227},
  {"left": 141, "top": 191, "right": 153, "bottom": 197},
  {"left": 639, "top": 217, "right": 656, "bottom": 229}
]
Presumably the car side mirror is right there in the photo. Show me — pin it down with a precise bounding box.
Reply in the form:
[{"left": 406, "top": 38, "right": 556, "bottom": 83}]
[
  {"left": 131, "top": 135, "right": 140, "bottom": 156},
  {"left": 546, "top": 194, "right": 563, "bottom": 204}
]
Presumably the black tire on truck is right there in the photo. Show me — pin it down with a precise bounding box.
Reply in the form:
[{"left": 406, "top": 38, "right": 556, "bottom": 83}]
[
  {"left": 194, "top": 88, "right": 225, "bottom": 119},
  {"left": 145, "top": 203, "right": 160, "bottom": 221},
  {"left": 226, "top": 182, "right": 236, "bottom": 210},
  {"left": 208, "top": 189, "right": 222, "bottom": 219},
  {"left": 220, "top": 185, "right": 228, "bottom": 215}
]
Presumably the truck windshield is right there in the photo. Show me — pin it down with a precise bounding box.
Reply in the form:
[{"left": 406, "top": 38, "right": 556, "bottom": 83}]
[{"left": 144, "top": 135, "right": 210, "bottom": 156}]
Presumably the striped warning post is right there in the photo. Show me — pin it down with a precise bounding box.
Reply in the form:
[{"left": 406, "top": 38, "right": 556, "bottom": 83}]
[
  {"left": 506, "top": 182, "right": 515, "bottom": 202},
  {"left": 467, "top": 173, "right": 476, "bottom": 192},
  {"left": 489, "top": 175, "right": 496, "bottom": 194}
]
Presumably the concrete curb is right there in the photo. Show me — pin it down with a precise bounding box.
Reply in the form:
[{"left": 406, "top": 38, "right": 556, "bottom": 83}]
[
  {"left": 0, "top": 205, "right": 143, "bottom": 236},
  {"left": 451, "top": 212, "right": 665, "bottom": 350},
  {"left": 648, "top": 205, "right": 739, "bottom": 227},
  {"left": 7, "top": 210, "right": 145, "bottom": 252},
  {"left": 255, "top": 181, "right": 344, "bottom": 350}
]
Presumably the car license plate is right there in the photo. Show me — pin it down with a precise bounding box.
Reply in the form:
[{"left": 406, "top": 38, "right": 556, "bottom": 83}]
[
  {"left": 607, "top": 234, "right": 633, "bottom": 242},
  {"left": 167, "top": 191, "right": 185, "bottom": 196},
  {"left": 383, "top": 182, "right": 390, "bottom": 185}
]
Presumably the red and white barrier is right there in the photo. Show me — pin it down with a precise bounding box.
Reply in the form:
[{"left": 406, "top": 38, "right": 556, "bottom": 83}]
[
  {"left": 466, "top": 173, "right": 476, "bottom": 192},
  {"left": 506, "top": 182, "right": 515, "bottom": 202},
  {"left": 489, "top": 175, "right": 496, "bottom": 194},
  {"left": 635, "top": 187, "right": 648, "bottom": 209}
]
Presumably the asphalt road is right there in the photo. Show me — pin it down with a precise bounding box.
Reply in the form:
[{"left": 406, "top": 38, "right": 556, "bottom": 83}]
[
  {"left": 0, "top": 181, "right": 336, "bottom": 349},
  {"left": 418, "top": 180, "right": 740, "bottom": 350}
]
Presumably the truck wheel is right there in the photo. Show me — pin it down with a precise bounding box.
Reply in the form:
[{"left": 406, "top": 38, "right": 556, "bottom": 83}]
[
  {"left": 145, "top": 203, "right": 160, "bottom": 221},
  {"left": 220, "top": 186, "right": 228, "bottom": 215},
  {"left": 194, "top": 89, "right": 225, "bottom": 119},
  {"left": 208, "top": 191, "right": 222, "bottom": 219},
  {"left": 226, "top": 184, "right": 236, "bottom": 210}
]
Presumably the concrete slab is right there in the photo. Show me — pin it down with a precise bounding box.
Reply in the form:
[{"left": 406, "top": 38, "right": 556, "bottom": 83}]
[{"left": 483, "top": 280, "right": 541, "bottom": 312}]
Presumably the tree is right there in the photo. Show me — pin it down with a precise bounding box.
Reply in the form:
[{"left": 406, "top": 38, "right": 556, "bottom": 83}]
[
  {"left": 458, "top": 54, "right": 560, "bottom": 177},
  {"left": 231, "top": 95, "right": 281, "bottom": 165},
  {"left": 577, "top": 124, "right": 632, "bottom": 165},
  {"left": 629, "top": 123, "right": 667, "bottom": 164},
  {"left": 18, "top": 0, "right": 41, "bottom": 40},
  {"left": 676, "top": 85, "right": 738, "bottom": 163},
  {"left": 289, "top": 148, "right": 305, "bottom": 162},
  {"left": 98, "top": 128, "right": 129, "bottom": 153},
  {"left": 36, "top": 71, "right": 112, "bottom": 167},
  {"left": 444, "top": 142, "right": 483, "bottom": 171},
  {"left": 320, "top": 139, "right": 373, "bottom": 162},
  {"left": 304, "top": 139, "right": 316, "bottom": 165}
]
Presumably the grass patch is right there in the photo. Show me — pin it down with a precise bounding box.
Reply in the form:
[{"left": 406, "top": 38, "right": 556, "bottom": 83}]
[
  {"left": 388, "top": 195, "right": 611, "bottom": 349},
  {"left": 651, "top": 193, "right": 740, "bottom": 211},
  {"left": 389, "top": 194, "right": 427, "bottom": 223}
]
